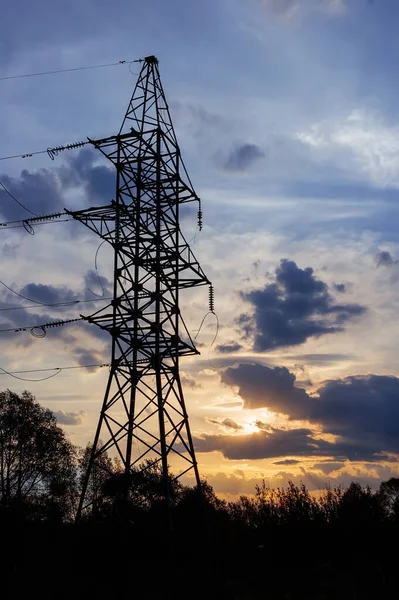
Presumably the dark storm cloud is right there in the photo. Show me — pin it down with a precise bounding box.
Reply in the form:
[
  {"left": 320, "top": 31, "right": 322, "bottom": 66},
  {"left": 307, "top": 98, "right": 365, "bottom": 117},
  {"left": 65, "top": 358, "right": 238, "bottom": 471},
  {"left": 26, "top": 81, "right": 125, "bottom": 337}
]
[
  {"left": 0, "top": 149, "right": 115, "bottom": 228},
  {"left": 59, "top": 148, "right": 115, "bottom": 204},
  {"left": 238, "top": 259, "right": 366, "bottom": 351},
  {"left": 215, "top": 341, "right": 243, "bottom": 354},
  {"left": 333, "top": 283, "right": 346, "bottom": 293},
  {"left": 224, "top": 143, "right": 265, "bottom": 171},
  {"left": 0, "top": 275, "right": 111, "bottom": 359},
  {"left": 19, "top": 283, "right": 79, "bottom": 305},
  {"left": 314, "top": 375, "right": 399, "bottom": 443},
  {"left": 376, "top": 250, "right": 398, "bottom": 267},
  {"left": 84, "top": 269, "right": 113, "bottom": 299},
  {"left": 193, "top": 426, "right": 388, "bottom": 462},
  {"left": 0, "top": 169, "right": 65, "bottom": 222},
  {"left": 221, "top": 363, "right": 312, "bottom": 416}
]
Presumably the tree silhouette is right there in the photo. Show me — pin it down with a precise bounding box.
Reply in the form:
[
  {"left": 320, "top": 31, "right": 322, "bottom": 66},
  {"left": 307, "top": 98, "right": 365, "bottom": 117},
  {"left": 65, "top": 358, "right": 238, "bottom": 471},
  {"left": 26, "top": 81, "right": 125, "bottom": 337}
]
[
  {"left": 0, "top": 389, "right": 76, "bottom": 519},
  {"left": 378, "top": 478, "right": 399, "bottom": 520}
]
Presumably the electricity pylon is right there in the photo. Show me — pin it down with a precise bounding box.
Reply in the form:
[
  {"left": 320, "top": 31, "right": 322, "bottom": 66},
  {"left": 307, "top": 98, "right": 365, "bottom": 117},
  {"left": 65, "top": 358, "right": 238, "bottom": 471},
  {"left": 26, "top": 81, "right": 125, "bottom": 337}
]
[{"left": 72, "top": 55, "right": 210, "bottom": 521}]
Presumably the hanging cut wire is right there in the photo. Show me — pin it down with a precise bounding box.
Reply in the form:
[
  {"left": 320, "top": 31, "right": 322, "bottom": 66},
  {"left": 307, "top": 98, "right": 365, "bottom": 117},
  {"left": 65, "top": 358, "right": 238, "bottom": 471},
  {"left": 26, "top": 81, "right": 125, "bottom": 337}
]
[
  {"left": 87, "top": 240, "right": 107, "bottom": 298},
  {"left": 193, "top": 284, "right": 222, "bottom": 370}
]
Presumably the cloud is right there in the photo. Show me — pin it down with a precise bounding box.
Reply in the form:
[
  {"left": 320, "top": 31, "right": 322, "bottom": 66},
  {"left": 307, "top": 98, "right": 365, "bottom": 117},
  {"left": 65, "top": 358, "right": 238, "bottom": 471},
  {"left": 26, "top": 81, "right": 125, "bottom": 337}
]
[
  {"left": 59, "top": 148, "right": 115, "bottom": 204},
  {"left": 259, "top": 0, "right": 347, "bottom": 20},
  {"left": 273, "top": 459, "right": 301, "bottom": 465},
  {"left": 238, "top": 259, "right": 366, "bottom": 351},
  {"left": 19, "top": 283, "right": 79, "bottom": 305},
  {"left": 215, "top": 341, "right": 243, "bottom": 354},
  {"left": 54, "top": 410, "right": 86, "bottom": 425},
  {"left": 296, "top": 109, "right": 399, "bottom": 187},
  {"left": 181, "top": 372, "right": 201, "bottom": 389},
  {"left": 333, "top": 283, "right": 346, "bottom": 293},
  {"left": 224, "top": 143, "right": 264, "bottom": 171},
  {"left": 206, "top": 417, "right": 243, "bottom": 431},
  {"left": 221, "top": 363, "right": 311, "bottom": 416},
  {"left": 84, "top": 269, "right": 112, "bottom": 299},
  {"left": 194, "top": 425, "right": 387, "bottom": 461},
  {"left": 0, "top": 149, "right": 115, "bottom": 227},
  {"left": 376, "top": 250, "right": 398, "bottom": 267},
  {"left": 313, "top": 461, "right": 346, "bottom": 475},
  {"left": 220, "top": 362, "right": 399, "bottom": 459},
  {"left": 73, "top": 347, "right": 106, "bottom": 371},
  {"left": 314, "top": 375, "right": 399, "bottom": 444}
]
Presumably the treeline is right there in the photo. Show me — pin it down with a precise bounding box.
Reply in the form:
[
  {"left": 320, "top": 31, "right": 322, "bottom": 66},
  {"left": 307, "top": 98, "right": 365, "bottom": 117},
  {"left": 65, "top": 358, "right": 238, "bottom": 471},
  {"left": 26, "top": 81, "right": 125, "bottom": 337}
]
[{"left": 2, "top": 389, "right": 399, "bottom": 599}]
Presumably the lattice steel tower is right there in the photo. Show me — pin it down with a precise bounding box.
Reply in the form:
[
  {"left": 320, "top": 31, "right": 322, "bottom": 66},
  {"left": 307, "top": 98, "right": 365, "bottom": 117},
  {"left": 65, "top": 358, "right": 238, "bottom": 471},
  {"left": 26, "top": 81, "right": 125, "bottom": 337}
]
[{"left": 73, "top": 56, "right": 210, "bottom": 520}]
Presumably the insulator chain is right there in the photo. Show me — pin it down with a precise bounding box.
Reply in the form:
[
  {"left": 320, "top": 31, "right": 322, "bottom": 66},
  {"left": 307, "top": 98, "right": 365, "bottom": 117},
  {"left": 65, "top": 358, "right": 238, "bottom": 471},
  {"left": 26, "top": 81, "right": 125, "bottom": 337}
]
[
  {"left": 197, "top": 198, "right": 203, "bottom": 231},
  {"left": 21, "top": 211, "right": 65, "bottom": 235},
  {"left": 30, "top": 317, "right": 83, "bottom": 338},
  {"left": 27, "top": 211, "right": 64, "bottom": 223},
  {"left": 209, "top": 284, "right": 215, "bottom": 313},
  {"left": 47, "top": 141, "right": 88, "bottom": 160}
]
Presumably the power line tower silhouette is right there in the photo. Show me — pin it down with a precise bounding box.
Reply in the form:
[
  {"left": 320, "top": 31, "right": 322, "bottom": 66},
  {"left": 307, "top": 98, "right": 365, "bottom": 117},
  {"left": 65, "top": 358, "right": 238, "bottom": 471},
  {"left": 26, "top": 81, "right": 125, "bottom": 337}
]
[{"left": 72, "top": 55, "right": 210, "bottom": 522}]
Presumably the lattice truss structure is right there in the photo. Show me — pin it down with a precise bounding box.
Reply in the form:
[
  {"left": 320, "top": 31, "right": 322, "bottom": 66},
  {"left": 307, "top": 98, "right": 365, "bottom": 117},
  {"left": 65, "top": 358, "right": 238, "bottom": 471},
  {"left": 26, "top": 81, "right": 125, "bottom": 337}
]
[{"left": 71, "top": 56, "right": 210, "bottom": 517}]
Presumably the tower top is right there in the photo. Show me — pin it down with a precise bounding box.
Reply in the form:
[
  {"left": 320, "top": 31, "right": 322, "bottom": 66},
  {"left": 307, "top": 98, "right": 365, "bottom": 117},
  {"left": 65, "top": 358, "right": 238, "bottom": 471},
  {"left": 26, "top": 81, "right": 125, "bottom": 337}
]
[{"left": 144, "top": 55, "right": 158, "bottom": 65}]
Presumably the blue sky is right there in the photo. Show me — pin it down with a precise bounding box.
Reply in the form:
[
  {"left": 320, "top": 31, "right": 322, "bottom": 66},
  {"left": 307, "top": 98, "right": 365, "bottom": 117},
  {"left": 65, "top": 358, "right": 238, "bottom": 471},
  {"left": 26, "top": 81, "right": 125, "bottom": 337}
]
[{"left": 1, "top": 0, "right": 399, "bottom": 498}]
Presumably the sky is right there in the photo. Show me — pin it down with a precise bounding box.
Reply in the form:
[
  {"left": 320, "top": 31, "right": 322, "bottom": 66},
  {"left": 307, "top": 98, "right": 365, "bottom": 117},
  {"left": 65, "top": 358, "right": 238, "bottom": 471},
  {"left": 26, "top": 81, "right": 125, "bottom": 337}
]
[{"left": 1, "top": 0, "right": 399, "bottom": 499}]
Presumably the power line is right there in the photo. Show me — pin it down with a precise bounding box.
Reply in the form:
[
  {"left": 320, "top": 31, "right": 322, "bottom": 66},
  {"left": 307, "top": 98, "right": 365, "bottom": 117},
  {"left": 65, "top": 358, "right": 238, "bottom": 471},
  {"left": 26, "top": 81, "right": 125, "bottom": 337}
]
[
  {"left": 0, "top": 219, "right": 72, "bottom": 234},
  {"left": 0, "top": 277, "right": 112, "bottom": 308},
  {"left": 0, "top": 362, "right": 109, "bottom": 382},
  {"left": 0, "top": 316, "right": 84, "bottom": 335},
  {"left": 0, "top": 278, "right": 73, "bottom": 305},
  {"left": 0, "top": 140, "right": 90, "bottom": 163},
  {"left": 0, "top": 180, "right": 38, "bottom": 217},
  {"left": 0, "top": 296, "right": 112, "bottom": 313},
  {"left": 0, "top": 58, "right": 142, "bottom": 82}
]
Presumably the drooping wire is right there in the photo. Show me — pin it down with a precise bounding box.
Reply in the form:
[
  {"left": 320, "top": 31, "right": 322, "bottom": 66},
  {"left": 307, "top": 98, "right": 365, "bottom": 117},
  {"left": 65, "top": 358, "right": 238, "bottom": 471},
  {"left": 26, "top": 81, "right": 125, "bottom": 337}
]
[
  {"left": 0, "top": 180, "right": 38, "bottom": 217},
  {"left": 0, "top": 365, "right": 62, "bottom": 382},
  {"left": 0, "top": 59, "right": 142, "bottom": 82},
  {"left": 0, "top": 279, "right": 78, "bottom": 306},
  {"left": 0, "top": 362, "right": 110, "bottom": 382},
  {"left": 0, "top": 296, "right": 112, "bottom": 313},
  {"left": 88, "top": 240, "right": 106, "bottom": 298}
]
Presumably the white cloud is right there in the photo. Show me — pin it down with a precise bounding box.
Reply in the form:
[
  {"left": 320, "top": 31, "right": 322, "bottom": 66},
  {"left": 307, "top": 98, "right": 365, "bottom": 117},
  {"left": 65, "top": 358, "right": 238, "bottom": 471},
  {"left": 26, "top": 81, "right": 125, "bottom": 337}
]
[
  {"left": 259, "top": 0, "right": 347, "bottom": 20},
  {"left": 296, "top": 109, "right": 399, "bottom": 186}
]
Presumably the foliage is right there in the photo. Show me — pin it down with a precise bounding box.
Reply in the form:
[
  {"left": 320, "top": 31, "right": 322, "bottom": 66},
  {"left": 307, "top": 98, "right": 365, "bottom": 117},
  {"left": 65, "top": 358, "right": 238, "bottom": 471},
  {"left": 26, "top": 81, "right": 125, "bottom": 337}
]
[{"left": 0, "top": 389, "right": 77, "bottom": 520}]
